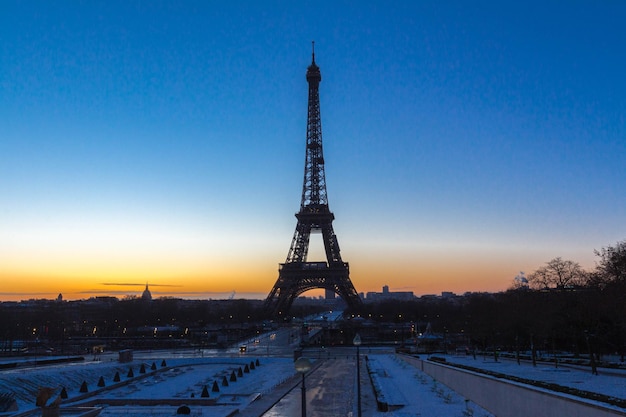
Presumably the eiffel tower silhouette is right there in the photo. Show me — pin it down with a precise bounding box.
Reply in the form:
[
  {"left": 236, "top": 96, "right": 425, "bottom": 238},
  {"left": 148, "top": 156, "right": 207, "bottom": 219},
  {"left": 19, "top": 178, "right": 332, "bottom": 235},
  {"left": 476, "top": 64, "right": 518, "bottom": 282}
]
[{"left": 264, "top": 44, "right": 362, "bottom": 317}]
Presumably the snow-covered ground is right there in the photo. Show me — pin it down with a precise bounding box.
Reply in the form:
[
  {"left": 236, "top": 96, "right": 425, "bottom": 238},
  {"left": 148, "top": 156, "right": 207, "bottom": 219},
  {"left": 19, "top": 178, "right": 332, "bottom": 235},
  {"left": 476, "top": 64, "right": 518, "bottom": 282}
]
[
  {"left": 2, "top": 349, "right": 626, "bottom": 416},
  {"left": 440, "top": 353, "right": 626, "bottom": 404},
  {"left": 365, "top": 354, "right": 494, "bottom": 417},
  {"left": 0, "top": 353, "right": 295, "bottom": 416}
]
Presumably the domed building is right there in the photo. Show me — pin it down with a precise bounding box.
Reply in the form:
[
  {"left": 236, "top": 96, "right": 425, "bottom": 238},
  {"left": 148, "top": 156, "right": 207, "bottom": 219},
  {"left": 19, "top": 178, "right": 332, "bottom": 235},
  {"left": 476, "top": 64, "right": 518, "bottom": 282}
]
[{"left": 141, "top": 284, "right": 152, "bottom": 301}]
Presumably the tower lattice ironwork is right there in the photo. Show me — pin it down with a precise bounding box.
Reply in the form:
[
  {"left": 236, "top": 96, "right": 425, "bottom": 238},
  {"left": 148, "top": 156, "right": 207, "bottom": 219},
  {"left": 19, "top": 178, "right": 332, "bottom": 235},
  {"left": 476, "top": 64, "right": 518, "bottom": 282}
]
[{"left": 264, "top": 44, "right": 362, "bottom": 316}]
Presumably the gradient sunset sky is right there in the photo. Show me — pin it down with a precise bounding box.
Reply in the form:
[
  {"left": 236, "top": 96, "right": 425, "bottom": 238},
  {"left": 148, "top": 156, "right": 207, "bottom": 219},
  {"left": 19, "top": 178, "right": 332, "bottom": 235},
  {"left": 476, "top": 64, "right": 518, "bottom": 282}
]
[{"left": 1, "top": 1, "right": 625, "bottom": 301}]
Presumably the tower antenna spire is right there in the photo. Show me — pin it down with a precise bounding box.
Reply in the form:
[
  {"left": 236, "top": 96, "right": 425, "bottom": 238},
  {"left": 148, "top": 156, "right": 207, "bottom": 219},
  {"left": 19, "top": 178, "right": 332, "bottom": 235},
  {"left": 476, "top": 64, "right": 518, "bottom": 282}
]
[{"left": 311, "top": 40, "right": 315, "bottom": 63}]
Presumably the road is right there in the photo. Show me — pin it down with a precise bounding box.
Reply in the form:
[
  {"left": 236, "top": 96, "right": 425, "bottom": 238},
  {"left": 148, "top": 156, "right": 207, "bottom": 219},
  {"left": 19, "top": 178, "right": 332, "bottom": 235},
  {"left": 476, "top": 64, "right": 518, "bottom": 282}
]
[{"left": 261, "top": 354, "right": 366, "bottom": 417}]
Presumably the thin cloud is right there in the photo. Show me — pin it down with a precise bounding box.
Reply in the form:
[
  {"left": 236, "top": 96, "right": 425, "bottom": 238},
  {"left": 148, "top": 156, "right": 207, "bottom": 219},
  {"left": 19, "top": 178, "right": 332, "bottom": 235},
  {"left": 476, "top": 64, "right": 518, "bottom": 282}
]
[{"left": 100, "top": 283, "right": 183, "bottom": 287}]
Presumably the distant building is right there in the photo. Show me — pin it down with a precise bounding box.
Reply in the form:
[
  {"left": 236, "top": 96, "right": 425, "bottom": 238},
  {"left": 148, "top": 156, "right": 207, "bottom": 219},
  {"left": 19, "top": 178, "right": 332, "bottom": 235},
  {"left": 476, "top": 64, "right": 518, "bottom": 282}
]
[
  {"left": 142, "top": 284, "right": 152, "bottom": 301},
  {"left": 365, "top": 285, "right": 415, "bottom": 302},
  {"left": 419, "top": 292, "right": 459, "bottom": 301},
  {"left": 420, "top": 294, "right": 437, "bottom": 299}
]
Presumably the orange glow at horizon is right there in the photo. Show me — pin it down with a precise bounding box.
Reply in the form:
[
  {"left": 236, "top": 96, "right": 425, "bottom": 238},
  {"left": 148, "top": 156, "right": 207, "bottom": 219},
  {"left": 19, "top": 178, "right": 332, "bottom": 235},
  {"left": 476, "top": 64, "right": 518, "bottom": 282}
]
[{"left": 1, "top": 245, "right": 524, "bottom": 302}]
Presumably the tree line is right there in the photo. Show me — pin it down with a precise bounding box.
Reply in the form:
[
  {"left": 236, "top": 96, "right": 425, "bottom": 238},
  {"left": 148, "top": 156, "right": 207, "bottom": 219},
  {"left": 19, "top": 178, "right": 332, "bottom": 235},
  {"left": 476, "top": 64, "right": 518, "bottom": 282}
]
[
  {"left": 516, "top": 239, "right": 626, "bottom": 291},
  {"left": 352, "top": 239, "right": 626, "bottom": 360}
]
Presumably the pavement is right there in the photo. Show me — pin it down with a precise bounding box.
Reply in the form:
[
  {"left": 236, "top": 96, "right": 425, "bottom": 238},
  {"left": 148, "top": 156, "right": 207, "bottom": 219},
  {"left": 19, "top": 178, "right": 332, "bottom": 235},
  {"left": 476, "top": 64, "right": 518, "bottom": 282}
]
[{"left": 240, "top": 355, "right": 375, "bottom": 417}]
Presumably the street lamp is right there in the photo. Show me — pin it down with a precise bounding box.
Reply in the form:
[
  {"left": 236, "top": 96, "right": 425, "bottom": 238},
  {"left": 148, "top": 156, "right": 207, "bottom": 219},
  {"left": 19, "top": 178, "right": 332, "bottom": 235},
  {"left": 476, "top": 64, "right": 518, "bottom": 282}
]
[
  {"left": 353, "top": 333, "right": 362, "bottom": 417},
  {"left": 294, "top": 356, "right": 312, "bottom": 417}
]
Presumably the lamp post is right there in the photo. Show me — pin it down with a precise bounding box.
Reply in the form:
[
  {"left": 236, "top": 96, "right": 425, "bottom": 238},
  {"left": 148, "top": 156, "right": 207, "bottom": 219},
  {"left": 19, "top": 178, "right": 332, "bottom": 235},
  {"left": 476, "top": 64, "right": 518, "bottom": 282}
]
[
  {"left": 353, "top": 333, "right": 362, "bottom": 417},
  {"left": 294, "top": 356, "right": 312, "bottom": 417}
]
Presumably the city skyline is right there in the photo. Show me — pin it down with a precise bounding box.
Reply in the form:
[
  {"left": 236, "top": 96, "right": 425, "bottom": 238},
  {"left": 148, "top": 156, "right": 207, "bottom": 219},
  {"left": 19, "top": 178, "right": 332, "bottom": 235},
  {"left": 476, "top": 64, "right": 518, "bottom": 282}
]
[{"left": 2, "top": 2, "right": 625, "bottom": 301}]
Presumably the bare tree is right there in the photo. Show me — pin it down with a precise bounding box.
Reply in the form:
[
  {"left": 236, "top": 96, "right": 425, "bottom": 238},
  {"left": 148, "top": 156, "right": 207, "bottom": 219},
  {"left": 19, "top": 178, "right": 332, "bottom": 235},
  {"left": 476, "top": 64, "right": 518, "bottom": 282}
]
[
  {"left": 527, "top": 257, "right": 587, "bottom": 290},
  {"left": 593, "top": 240, "right": 626, "bottom": 286}
]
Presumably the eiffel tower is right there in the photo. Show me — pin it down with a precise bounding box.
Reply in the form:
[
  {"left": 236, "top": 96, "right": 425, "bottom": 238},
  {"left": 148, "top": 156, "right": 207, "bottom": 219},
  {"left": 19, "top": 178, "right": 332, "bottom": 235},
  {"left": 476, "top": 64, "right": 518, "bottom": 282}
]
[{"left": 264, "top": 44, "right": 362, "bottom": 317}]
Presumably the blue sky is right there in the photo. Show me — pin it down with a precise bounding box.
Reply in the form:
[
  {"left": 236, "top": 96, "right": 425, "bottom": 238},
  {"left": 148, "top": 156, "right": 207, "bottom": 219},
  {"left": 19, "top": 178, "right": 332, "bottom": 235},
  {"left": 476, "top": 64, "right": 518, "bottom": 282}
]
[{"left": 1, "top": 1, "right": 625, "bottom": 300}]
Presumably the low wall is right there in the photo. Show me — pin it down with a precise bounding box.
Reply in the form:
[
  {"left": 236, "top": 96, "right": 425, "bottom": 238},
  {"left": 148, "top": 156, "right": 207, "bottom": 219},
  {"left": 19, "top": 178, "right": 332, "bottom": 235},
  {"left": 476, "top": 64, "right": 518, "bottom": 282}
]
[
  {"left": 0, "top": 356, "right": 84, "bottom": 370},
  {"left": 399, "top": 354, "right": 626, "bottom": 417}
]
